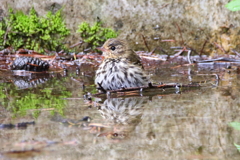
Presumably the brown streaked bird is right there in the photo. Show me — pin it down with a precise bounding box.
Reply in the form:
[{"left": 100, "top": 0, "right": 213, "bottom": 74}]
[{"left": 95, "top": 38, "right": 149, "bottom": 91}]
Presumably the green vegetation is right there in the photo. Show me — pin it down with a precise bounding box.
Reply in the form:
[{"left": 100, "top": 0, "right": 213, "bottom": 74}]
[
  {"left": 0, "top": 77, "right": 72, "bottom": 118},
  {"left": 0, "top": 8, "right": 118, "bottom": 53},
  {"left": 235, "top": 143, "right": 240, "bottom": 151},
  {"left": 229, "top": 122, "right": 240, "bottom": 151},
  {"left": 0, "top": 8, "right": 70, "bottom": 53},
  {"left": 225, "top": 0, "right": 240, "bottom": 11},
  {"left": 77, "top": 20, "right": 118, "bottom": 50},
  {"left": 229, "top": 122, "right": 240, "bottom": 130}
]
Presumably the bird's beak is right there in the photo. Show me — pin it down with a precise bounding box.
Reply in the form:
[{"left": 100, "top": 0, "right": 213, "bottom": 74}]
[{"left": 96, "top": 47, "right": 107, "bottom": 52}]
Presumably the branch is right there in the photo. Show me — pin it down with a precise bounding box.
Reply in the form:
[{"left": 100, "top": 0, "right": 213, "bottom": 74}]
[
  {"left": 141, "top": 34, "right": 150, "bottom": 52},
  {"left": 175, "top": 23, "right": 184, "bottom": 46},
  {"left": 93, "top": 82, "right": 200, "bottom": 96}
]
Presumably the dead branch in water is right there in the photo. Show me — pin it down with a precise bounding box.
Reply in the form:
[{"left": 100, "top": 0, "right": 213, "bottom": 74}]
[{"left": 94, "top": 82, "right": 200, "bottom": 96}]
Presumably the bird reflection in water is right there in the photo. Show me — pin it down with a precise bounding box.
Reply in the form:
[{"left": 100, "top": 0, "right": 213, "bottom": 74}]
[{"left": 94, "top": 96, "right": 149, "bottom": 141}]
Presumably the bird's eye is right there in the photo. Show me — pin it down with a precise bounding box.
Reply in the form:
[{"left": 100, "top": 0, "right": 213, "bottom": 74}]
[{"left": 110, "top": 46, "right": 116, "bottom": 51}]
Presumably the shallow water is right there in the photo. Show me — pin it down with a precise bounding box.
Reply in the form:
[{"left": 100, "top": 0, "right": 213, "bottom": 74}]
[{"left": 1, "top": 62, "right": 240, "bottom": 160}]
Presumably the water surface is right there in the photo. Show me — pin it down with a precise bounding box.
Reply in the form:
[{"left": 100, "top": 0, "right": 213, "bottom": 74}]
[{"left": 1, "top": 63, "right": 240, "bottom": 160}]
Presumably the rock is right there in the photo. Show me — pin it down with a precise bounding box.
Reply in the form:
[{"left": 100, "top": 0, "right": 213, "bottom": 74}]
[{"left": 11, "top": 57, "right": 49, "bottom": 72}]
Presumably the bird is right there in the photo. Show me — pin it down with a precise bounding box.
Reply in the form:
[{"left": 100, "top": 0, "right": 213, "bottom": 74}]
[{"left": 95, "top": 38, "right": 149, "bottom": 91}]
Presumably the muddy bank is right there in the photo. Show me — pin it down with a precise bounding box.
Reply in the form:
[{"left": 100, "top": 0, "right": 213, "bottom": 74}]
[{"left": 0, "top": 0, "right": 239, "bottom": 54}]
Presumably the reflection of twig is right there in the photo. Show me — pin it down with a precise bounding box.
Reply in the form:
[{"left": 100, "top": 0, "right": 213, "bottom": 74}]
[
  {"left": 196, "top": 73, "right": 219, "bottom": 86},
  {"left": 197, "top": 73, "right": 219, "bottom": 80}
]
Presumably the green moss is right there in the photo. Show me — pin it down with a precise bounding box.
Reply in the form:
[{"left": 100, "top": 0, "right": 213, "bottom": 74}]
[
  {"left": 0, "top": 8, "right": 70, "bottom": 53},
  {"left": 225, "top": 0, "right": 240, "bottom": 11},
  {"left": 77, "top": 20, "right": 118, "bottom": 50}
]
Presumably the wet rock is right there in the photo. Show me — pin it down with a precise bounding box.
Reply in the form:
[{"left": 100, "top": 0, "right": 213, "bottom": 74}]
[
  {"left": 11, "top": 57, "right": 49, "bottom": 72},
  {"left": 12, "top": 76, "right": 50, "bottom": 89}
]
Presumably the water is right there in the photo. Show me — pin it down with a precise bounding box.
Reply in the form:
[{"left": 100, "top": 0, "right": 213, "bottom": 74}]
[{"left": 1, "top": 63, "right": 240, "bottom": 160}]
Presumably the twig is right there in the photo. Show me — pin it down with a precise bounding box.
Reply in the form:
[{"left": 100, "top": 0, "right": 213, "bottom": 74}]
[
  {"left": 171, "top": 46, "right": 183, "bottom": 49},
  {"left": 175, "top": 23, "right": 184, "bottom": 45},
  {"left": 187, "top": 50, "right": 192, "bottom": 64},
  {"left": 58, "top": 50, "right": 64, "bottom": 54},
  {"left": 199, "top": 40, "right": 208, "bottom": 56},
  {"left": 185, "top": 45, "right": 199, "bottom": 56},
  {"left": 140, "top": 55, "right": 166, "bottom": 61},
  {"left": 49, "top": 54, "right": 57, "bottom": 65},
  {"left": 70, "top": 40, "right": 83, "bottom": 48},
  {"left": 84, "top": 48, "right": 91, "bottom": 52},
  {"left": 161, "top": 39, "right": 175, "bottom": 42},
  {"left": 213, "top": 42, "right": 226, "bottom": 54},
  {"left": 149, "top": 48, "right": 156, "bottom": 55},
  {"left": 231, "top": 49, "right": 240, "bottom": 57},
  {"left": 158, "top": 47, "right": 168, "bottom": 55},
  {"left": 93, "top": 83, "right": 200, "bottom": 96},
  {"left": 3, "top": 25, "right": 11, "bottom": 46},
  {"left": 173, "top": 49, "right": 184, "bottom": 57},
  {"left": 141, "top": 34, "right": 150, "bottom": 52},
  {"left": 195, "top": 57, "right": 240, "bottom": 63},
  {"left": 170, "top": 46, "right": 188, "bottom": 59},
  {"left": 159, "top": 4, "right": 169, "bottom": 9}
]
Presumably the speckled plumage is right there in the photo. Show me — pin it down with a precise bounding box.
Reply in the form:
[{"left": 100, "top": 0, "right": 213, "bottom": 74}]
[
  {"left": 95, "top": 38, "right": 149, "bottom": 91},
  {"left": 98, "top": 97, "right": 148, "bottom": 124}
]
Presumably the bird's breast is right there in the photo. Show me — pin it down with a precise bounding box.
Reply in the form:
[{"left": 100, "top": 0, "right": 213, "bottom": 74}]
[{"left": 95, "top": 58, "right": 148, "bottom": 90}]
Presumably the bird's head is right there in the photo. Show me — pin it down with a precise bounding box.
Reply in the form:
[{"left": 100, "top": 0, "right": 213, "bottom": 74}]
[{"left": 97, "top": 38, "right": 130, "bottom": 59}]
